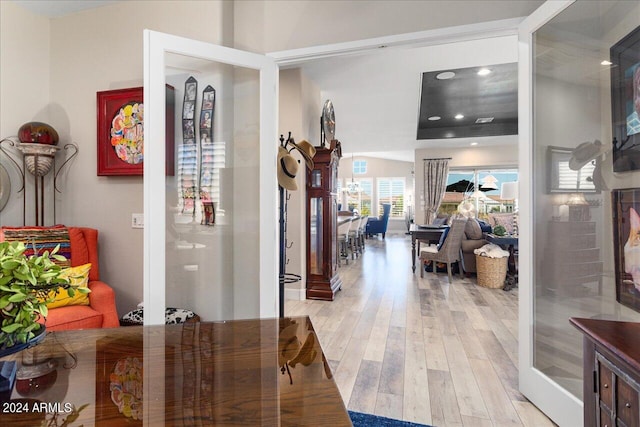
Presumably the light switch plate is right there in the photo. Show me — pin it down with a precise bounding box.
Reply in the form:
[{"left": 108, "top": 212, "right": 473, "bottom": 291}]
[{"left": 132, "top": 213, "right": 144, "bottom": 229}]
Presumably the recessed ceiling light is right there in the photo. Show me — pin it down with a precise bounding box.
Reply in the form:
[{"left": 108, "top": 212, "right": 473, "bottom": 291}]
[
  {"left": 436, "top": 71, "right": 455, "bottom": 80},
  {"left": 477, "top": 68, "right": 492, "bottom": 76},
  {"left": 470, "top": 142, "right": 478, "bottom": 146},
  {"left": 601, "top": 60, "right": 613, "bottom": 66},
  {"left": 475, "top": 117, "right": 494, "bottom": 124},
  {"left": 428, "top": 116, "right": 441, "bottom": 121},
  {"left": 455, "top": 114, "right": 464, "bottom": 120}
]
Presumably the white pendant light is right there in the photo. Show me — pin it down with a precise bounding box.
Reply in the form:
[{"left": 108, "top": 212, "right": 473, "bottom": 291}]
[{"left": 343, "top": 153, "right": 362, "bottom": 196}]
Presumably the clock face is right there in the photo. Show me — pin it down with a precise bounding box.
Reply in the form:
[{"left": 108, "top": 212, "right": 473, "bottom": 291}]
[{"left": 322, "top": 99, "right": 335, "bottom": 142}]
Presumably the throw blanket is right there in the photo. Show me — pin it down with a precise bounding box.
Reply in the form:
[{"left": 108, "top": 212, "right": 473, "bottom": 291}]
[
  {"left": 474, "top": 243, "right": 509, "bottom": 259},
  {"left": 2, "top": 226, "right": 72, "bottom": 267}
]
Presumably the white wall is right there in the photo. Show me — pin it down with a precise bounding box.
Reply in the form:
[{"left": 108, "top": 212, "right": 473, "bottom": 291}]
[
  {"left": 0, "top": 1, "right": 232, "bottom": 316},
  {"left": 338, "top": 155, "right": 414, "bottom": 233},
  {"left": 279, "top": 69, "right": 321, "bottom": 299},
  {"left": 0, "top": 2, "right": 51, "bottom": 224}
]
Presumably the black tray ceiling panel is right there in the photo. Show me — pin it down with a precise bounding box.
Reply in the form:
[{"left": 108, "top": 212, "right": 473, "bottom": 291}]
[{"left": 417, "top": 63, "right": 518, "bottom": 140}]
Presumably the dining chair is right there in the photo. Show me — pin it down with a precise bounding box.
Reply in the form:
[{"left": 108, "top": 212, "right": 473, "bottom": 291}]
[{"left": 419, "top": 218, "right": 467, "bottom": 282}]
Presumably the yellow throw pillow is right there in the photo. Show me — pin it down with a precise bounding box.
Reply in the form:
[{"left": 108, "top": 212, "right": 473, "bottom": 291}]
[{"left": 46, "top": 263, "right": 91, "bottom": 309}]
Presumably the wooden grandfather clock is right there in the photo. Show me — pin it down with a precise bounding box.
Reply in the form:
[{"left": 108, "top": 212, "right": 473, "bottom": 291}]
[{"left": 306, "top": 139, "right": 342, "bottom": 300}]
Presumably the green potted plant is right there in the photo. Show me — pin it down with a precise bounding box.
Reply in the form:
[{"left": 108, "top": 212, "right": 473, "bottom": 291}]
[
  {"left": 0, "top": 241, "right": 89, "bottom": 352},
  {"left": 493, "top": 225, "right": 507, "bottom": 236}
]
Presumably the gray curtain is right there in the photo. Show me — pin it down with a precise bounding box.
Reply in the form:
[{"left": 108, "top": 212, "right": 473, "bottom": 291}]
[{"left": 423, "top": 159, "right": 449, "bottom": 224}]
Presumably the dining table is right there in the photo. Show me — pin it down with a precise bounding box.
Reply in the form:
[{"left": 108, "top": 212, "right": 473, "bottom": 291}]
[
  {"left": 0, "top": 316, "right": 351, "bottom": 426},
  {"left": 409, "top": 223, "right": 448, "bottom": 273}
]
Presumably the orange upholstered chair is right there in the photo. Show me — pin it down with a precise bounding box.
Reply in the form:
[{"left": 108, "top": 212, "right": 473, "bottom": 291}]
[{"left": 0, "top": 226, "right": 120, "bottom": 331}]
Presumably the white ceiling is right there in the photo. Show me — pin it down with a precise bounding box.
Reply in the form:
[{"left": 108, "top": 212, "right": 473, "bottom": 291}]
[
  {"left": 297, "top": 39, "right": 519, "bottom": 162},
  {"left": 12, "top": 0, "right": 120, "bottom": 17}
]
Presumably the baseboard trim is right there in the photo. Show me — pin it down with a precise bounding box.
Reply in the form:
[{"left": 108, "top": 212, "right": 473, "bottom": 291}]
[{"left": 284, "top": 286, "right": 306, "bottom": 301}]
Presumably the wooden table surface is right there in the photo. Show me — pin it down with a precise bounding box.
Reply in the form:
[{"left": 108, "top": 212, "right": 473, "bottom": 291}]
[{"left": 0, "top": 317, "right": 351, "bottom": 426}]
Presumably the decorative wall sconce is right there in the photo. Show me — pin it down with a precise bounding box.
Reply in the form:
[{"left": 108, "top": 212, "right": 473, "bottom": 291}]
[{"left": 0, "top": 122, "right": 78, "bottom": 225}]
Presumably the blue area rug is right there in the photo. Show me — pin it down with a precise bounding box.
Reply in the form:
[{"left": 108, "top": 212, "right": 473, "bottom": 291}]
[{"left": 348, "top": 411, "right": 432, "bottom": 427}]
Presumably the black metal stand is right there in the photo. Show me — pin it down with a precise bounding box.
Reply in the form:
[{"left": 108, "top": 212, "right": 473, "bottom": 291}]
[
  {"left": 0, "top": 138, "right": 78, "bottom": 225},
  {"left": 278, "top": 133, "right": 301, "bottom": 318}
]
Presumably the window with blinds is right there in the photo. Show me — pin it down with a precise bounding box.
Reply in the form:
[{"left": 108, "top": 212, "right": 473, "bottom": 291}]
[
  {"left": 346, "top": 179, "right": 373, "bottom": 216},
  {"left": 557, "top": 160, "right": 595, "bottom": 191},
  {"left": 548, "top": 146, "right": 597, "bottom": 193},
  {"left": 210, "top": 141, "right": 226, "bottom": 214},
  {"left": 377, "top": 178, "right": 405, "bottom": 218}
]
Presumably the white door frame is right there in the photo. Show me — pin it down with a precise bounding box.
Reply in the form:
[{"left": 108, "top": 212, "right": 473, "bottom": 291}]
[
  {"left": 517, "top": 2, "right": 581, "bottom": 426},
  {"left": 143, "top": 30, "right": 279, "bottom": 325},
  {"left": 268, "top": 17, "right": 523, "bottom": 66}
]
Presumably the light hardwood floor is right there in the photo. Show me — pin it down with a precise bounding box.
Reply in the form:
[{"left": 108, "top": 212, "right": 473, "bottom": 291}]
[{"left": 285, "top": 233, "right": 556, "bottom": 427}]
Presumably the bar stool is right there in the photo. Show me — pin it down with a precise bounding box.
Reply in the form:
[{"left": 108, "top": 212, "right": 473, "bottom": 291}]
[
  {"left": 337, "top": 219, "right": 353, "bottom": 265},
  {"left": 348, "top": 216, "right": 363, "bottom": 259},
  {"left": 357, "top": 216, "right": 369, "bottom": 255}
]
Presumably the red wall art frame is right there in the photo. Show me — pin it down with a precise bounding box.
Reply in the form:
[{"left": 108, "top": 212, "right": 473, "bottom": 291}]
[
  {"left": 97, "top": 86, "right": 175, "bottom": 176},
  {"left": 612, "top": 187, "right": 640, "bottom": 313}
]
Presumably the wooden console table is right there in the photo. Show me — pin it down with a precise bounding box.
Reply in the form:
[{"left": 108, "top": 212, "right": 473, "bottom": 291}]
[
  {"left": 570, "top": 317, "right": 640, "bottom": 427},
  {"left": 0, "top": 317, "right": 350, "bottom": 426}
]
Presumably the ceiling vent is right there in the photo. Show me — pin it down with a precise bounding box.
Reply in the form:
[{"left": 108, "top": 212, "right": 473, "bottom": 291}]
[{"left": 475, "top": 117, "right": 494, "bottom": 124}]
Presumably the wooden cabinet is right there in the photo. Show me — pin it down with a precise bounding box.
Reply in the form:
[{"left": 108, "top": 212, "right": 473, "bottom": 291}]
[
  {"left": 570, "top": 318, "right": 640, "bottom": 427},
  {"left": 543, "top": 221, "right": 602, "bottom": 296},
  {"left": 306, "top": 142, "right": 342, "bottom": 300},
  {"left": 597, "top": 352, "right": 640, "bottom": 426}
]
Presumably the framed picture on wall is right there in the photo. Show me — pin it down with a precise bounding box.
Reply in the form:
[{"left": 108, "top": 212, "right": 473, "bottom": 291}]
[
  {"left": 612, "top": 188, "right": 640, "bottom": 313},
  {"left": 95, "top": 336, "right": 143, "bottom": 426},
  {"left": 97, "top": 86, "right": 175, "bottom": 176},
  {"left": 611, "top": 25, "right": 640, "bottom": 172}
]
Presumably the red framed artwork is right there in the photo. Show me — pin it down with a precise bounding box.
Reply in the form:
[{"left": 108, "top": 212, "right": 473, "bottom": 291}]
[
  {"left": 95, "top": 336, "right": 143, "bottom": 426},
  {"left": 97, "top": 86, "right": 175, "bottom": 176}
]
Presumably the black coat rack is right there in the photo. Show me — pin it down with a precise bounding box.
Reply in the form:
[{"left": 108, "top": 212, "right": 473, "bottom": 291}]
[{"left": 278, "top": 133, "right": 302, "bottom": 318}]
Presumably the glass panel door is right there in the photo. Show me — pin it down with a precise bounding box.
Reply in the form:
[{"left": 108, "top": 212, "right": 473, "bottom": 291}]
[
  {"left": 143, "top": 31, "right": 278, "bottom": 324},
  {"left": 309, "top": 197, "right": 323, "bottom": 275},
  {"left": 520, "top": 1, "right": 640, "bottom": 424},
  {"left": 164, "top": 57, "right": 261, "bottom": 321}
]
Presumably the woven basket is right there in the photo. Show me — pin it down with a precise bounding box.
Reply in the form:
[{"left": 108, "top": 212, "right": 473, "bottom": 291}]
[{"left": 475, "top": 254, "right": 508, "bottom": 288}]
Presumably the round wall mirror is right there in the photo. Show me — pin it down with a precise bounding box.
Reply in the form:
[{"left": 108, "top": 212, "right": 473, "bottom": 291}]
[{"left": 0, "top": 164, "right": 11, "bottom": 211}]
